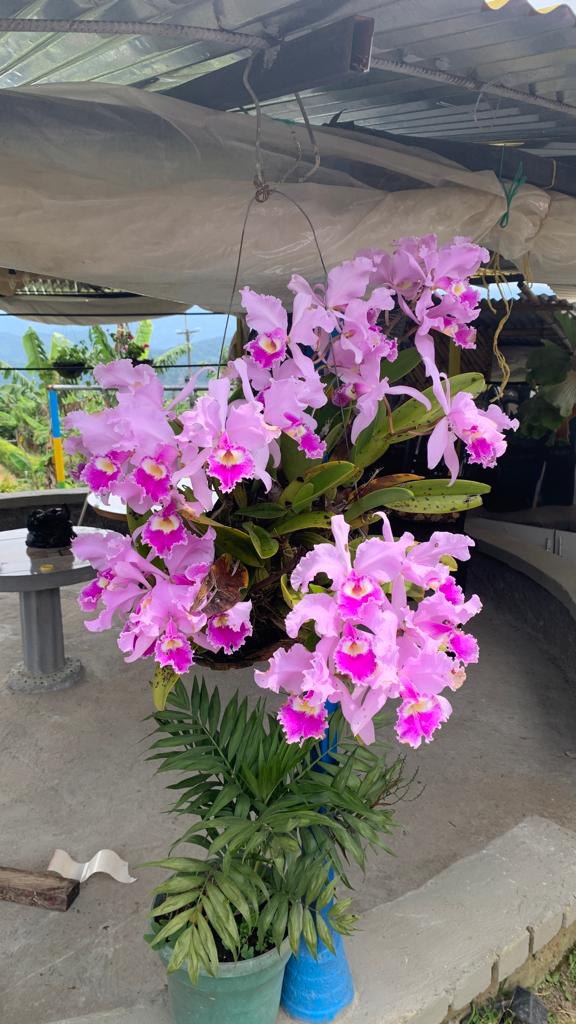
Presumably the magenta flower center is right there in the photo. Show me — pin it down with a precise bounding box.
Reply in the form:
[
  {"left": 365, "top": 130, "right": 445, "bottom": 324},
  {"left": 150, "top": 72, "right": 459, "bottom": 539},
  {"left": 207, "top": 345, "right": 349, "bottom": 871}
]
[
  {"left": 215, "top": 448, "right": 245, "bottom": 467},
  {"left": 342, "top": 638, "right": 368, "bottom": 656},
  {"left": 291, "top": 695, "right": 321, "bottom": 716},
  {"left": 344, "top": 576, "right": 375, "bottom": 599},
  {"left": 140, "top": 458, "right": 168, "bottom": 480},
  {"left": 94, "top": 456, "right": 118, "bottom": 476},
  {"left": 260, "top": 335, "right": 283, "bottom": 354},
  {"left": 162, "top": 637, "right": 184, "bottom": 651},
  {"left": 150, "top": 513, "right": 181, "bottom": 534},
  {"left": 404, "top": 697, "right": 432, "bottom": 717}
]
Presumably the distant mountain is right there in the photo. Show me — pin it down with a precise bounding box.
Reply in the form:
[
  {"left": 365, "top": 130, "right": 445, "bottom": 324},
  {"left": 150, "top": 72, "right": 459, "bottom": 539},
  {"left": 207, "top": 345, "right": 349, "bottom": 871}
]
[{"left": 0, "top": 307, "right": 232, "bottom": 380}]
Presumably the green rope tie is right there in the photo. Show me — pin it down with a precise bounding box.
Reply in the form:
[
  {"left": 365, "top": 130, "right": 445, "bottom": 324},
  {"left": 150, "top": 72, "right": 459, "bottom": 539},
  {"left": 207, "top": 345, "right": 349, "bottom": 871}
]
[{"left": 498, "top": 159, "right": 527, "bottom": 228}]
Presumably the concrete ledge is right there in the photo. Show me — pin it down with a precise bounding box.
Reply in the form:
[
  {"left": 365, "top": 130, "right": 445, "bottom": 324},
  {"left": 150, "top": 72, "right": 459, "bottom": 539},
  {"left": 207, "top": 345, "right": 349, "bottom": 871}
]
[
  {"left": 335, "top": 817, "right": 576, "bottom": 1024},
  {"left": 466, "top": 518, "right": 576, "bottom": 623},
  {"left": 49, "top": 818, "right": 576, "bottom": 1024},
  {"left": 0, "top": 488, "right": 88, "bottom": 509}
]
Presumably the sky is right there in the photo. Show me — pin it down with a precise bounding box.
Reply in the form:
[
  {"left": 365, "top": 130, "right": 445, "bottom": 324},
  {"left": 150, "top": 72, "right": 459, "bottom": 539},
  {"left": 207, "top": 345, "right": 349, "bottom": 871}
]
[{"left": 0, "top": 306, "right": 235, "bottom": 369}]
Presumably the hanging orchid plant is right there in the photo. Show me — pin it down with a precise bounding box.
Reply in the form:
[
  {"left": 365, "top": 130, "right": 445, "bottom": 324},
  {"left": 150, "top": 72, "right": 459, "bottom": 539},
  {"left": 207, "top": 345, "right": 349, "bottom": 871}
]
[{"left": 67, "top": 234, "right": 518, "bottom": 750}]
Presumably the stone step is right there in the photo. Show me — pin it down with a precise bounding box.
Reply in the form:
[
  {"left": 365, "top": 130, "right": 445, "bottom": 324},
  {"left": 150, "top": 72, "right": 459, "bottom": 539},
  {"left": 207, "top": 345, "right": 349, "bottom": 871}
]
[{"left": 51, "top": 817, "right": 576, "bottom": 1024}]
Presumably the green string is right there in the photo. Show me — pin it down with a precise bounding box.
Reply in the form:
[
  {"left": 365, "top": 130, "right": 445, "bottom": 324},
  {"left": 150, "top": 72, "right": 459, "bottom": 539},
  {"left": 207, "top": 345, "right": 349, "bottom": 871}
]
[{"left": 498, "top": 154, "right": 527, "bottom": 228}]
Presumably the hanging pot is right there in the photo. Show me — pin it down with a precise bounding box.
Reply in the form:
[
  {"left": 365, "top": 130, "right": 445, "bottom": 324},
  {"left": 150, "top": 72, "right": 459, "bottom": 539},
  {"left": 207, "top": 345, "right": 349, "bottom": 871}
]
[{"left": 53, "top": 360, "right": 86, "bottom": 380}]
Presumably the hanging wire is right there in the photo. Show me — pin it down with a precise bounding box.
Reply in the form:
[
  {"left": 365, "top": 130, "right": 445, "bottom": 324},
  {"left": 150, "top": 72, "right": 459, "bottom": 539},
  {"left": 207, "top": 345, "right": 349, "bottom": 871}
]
[
  {"left": 278, "top": 127, "right": 304, "bottom": 184},
  {"left": 214, "top": 67, "right": 361, "bottom": 501},
  {"left": 544, "top": 158, "right": 557, "bottom": 191},
  {"left": 217, "top": 59, "right": 328, "bottom": 377},
  {"left": 242, "top": 53, "right": 266, "bottom": 190},
  {"left": 294, "top": 92, "right": 322, "bottom": 183}
]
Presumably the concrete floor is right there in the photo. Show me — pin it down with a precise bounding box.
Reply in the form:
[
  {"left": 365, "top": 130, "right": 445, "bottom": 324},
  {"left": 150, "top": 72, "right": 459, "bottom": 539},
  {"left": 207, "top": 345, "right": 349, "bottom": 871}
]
[{"left": 0, "top": 554, "right": 575, "bottom": 1024}]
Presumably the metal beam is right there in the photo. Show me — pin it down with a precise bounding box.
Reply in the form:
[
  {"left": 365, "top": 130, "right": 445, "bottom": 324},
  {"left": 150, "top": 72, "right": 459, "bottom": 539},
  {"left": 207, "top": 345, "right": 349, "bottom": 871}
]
[
  {"left": 163, "top": 16, "right": 375, "bottom": 108},
  {"left": 370, "top": 53, "right": 576, "bottom": 120},
  {"left": 0, "top": 16, "right": 269, "bottom": 50}
]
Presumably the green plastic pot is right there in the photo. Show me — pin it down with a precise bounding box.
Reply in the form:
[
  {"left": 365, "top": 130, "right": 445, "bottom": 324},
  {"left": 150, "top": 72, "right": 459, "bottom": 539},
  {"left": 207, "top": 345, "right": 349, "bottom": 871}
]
[{"left": 158, "top": 939, "right": 291, "bottom": 1024}]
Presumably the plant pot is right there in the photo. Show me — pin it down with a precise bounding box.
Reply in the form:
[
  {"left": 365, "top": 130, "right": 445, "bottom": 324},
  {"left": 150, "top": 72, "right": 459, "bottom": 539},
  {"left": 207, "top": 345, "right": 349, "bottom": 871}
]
[
  {"left": 158, "top": 939, "right": 291, "bottom": 1024},
  {"left": 53, "top": 362, "right": 86, "bottom": 380}
]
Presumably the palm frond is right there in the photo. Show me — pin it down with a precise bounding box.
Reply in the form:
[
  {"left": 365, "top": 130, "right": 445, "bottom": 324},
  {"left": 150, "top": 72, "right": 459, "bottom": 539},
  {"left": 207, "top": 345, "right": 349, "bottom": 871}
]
[{"left": 148, "top": 676, "right": 407, "bottom": 977}]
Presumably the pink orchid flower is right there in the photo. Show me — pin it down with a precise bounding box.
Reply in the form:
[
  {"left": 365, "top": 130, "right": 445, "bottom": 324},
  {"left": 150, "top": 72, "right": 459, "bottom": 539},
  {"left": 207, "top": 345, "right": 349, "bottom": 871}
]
[
  {"left": 81, "top": 450, "right": 126, "bottom": 494},
  {"left": 203, "top": 600, "right": 253, "bottom": 654},
  {"left": 240, "top": 288, "right": 289, "bottom": 369},
  {"left": 133, "top": 445, "right": 176, "bottom": 505},
  {"left": 256, "top": 512, "right": 480, "bottom": 748},
  {"left": 141, "top": 503, "right": 188, "bottom": 557},
  {"left": 396, "top": 686, "right": 452, "bottom": 749},
  {"left": 428, "top": 379, "right": 519, "bottom": 483},
  {"left": 277, "top": 692, "right": 329, "bottom": 744},
  {"left": 155, "top": 619, "right": 194, "bottom": 674}
]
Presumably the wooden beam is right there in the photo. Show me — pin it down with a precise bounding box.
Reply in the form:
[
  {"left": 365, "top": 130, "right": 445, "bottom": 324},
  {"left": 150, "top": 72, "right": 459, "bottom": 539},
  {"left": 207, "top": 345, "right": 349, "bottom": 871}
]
[
  {"left": 164, "top": 16, "right": 374, "bottom": 110},
  {"left": 0, "top": 866, "right": 79, "bottom": 912}
]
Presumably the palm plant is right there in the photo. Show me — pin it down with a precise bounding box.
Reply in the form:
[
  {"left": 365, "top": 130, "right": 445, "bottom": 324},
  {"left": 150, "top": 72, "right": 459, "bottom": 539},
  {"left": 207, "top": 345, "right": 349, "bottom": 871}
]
[
  {"left": 0, "top": 365, "right": 50, "bottom": 487},
  {"left": 22, "top": 327, "right": 88, "bottom": 381},
  {"left": 520, "top": 310, "right": 576, "bottom": 439},
  {"left": 146, "top": 678, "right": 407, "bottom": 983}
]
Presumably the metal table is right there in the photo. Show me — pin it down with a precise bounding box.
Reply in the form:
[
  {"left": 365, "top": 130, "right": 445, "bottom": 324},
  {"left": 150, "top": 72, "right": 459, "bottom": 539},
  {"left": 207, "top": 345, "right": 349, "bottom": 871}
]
[{"left": 0, "top": 526, "right": 108, "bottom": 693}]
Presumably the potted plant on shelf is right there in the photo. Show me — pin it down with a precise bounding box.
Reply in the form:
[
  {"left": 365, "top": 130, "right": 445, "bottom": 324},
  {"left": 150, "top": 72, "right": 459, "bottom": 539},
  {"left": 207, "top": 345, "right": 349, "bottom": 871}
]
[
  {"left": 111, "top": 320, "right": 153, "bottom": 364},
  {"left": 144, "top": 677, "right": 405, "bottom": 1024},
  {"left": 66, "top": 235, "right": 518, "bottom": 1022},
  {"left": 21, "top": 327, "right": 88, "bottom": 381}
]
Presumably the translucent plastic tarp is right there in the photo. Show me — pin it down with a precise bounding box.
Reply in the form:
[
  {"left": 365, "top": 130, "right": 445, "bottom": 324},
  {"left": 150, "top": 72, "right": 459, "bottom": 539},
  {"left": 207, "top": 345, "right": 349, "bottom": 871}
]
[
  {"left": 0, "top": 82, "right": 573, "bottom": 313},
  {"left": 0, "top": 294, "right": 189, "bottom": 326}
]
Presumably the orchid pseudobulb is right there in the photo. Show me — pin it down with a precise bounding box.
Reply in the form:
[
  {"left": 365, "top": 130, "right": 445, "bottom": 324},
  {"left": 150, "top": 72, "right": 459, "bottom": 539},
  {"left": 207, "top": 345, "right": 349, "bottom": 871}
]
[{"left": 67, "top": 234, "right": 516, "bottom": 747}]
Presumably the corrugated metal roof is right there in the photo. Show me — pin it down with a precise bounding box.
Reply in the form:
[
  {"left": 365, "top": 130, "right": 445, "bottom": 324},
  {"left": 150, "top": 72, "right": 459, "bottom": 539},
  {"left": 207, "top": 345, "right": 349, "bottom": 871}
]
[
  {"left": 251, "top": 1, "right": 576, "bottom": 144},
  {"left": 0, "top": 1, "right": 576, "bottom": 147}
]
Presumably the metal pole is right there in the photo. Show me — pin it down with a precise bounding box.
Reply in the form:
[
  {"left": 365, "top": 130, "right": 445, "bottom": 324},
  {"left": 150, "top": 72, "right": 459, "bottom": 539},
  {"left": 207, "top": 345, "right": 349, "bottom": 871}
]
[{"left": 48, "top": 388, "right": 66, "bottom": 488}]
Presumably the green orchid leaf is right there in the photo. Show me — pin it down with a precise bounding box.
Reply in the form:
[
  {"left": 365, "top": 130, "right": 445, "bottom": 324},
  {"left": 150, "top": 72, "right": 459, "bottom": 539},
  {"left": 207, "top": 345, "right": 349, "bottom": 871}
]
[
  {"left": 376, "top": 477, "right": 490, "bottom": 515},
  {"left": 344, "top": 486, "right": 415, "bottom": 523},
  {"left": 233, "top": 503, "right": 286, "bottom": 520},
  {"left": 291, "top": 461, "right": 359, "bottom": 512},
  {"left": 280, "top": 574, "right": 301, "bottom": 608},
  {"left": 183, "top": 514, "right": 263, "bottom": 567},
  {"left": 281, "top": 482, "right": 314, "bottom": 509},
  {"left": 405, "top": 478, "right": 491, "bottom": 497},
  {"left": 151, "top": 664, "right": 180, "bottom": 712},
  {"left": 377, "top": 490, "right": 485, "bottom": 516},
  {"left": 274, "top": 512, "right": 331, "bottom": 536},
  {"left": 244, "top": 522, "right": 279, "bottom": 560},
  {"left": 280, "top": 434, "right": 322, "bottom": 481},
  {"left": 383, "top": 347, "right": 422, "bottom": 384}
]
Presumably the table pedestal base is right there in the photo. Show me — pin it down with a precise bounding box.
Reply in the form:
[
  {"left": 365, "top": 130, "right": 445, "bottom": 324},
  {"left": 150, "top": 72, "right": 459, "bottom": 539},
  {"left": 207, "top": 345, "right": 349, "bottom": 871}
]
[
  {"left": 6, "top": 589, "right": 83, "bottom": 693},
  {"left": 7, "top": 657, "right": 83, "bottom": 693}
]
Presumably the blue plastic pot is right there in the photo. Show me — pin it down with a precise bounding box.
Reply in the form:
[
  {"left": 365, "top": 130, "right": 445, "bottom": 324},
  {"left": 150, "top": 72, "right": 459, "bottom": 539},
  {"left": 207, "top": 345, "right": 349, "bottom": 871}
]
[{"left": 158, "top": 940, "right": 291, "bottom": 1024}]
